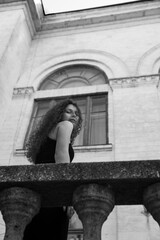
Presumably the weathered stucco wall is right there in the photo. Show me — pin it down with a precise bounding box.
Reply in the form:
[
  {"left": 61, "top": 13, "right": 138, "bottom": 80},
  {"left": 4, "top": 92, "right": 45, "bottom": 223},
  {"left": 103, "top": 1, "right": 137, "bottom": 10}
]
[{"left": 0, "top": 7, "right": 32, "bottom": 134}]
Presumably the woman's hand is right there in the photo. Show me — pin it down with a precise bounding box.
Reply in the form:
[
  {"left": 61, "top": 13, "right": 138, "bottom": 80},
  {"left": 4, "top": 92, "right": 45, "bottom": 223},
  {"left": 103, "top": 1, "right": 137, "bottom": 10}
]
[{"left": 67, "top": 206, "right": 75, "bottom": 219}]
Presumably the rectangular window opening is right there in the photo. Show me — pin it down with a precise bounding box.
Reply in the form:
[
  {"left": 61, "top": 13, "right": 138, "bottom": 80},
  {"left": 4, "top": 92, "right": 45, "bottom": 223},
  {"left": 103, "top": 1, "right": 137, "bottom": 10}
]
[{"left": 26, "top": 94, "right": 108, "bottom": 147}]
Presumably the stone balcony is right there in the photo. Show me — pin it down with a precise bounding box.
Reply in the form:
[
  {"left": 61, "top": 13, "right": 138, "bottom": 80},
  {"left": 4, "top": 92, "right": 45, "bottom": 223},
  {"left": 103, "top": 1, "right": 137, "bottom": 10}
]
[{"left": 0, "top": 160, "right": 160, "bottom": 240}]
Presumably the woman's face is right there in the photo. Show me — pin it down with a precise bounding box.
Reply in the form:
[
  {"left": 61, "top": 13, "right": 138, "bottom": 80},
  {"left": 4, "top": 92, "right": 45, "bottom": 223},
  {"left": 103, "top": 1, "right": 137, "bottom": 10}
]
[{"left": 62, "top": 104, "right": 79, "bottom": 127}]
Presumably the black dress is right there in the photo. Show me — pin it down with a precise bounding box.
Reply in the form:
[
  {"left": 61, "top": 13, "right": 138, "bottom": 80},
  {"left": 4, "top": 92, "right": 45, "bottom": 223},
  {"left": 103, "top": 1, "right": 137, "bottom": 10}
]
[{"left": 23, "top": 137, "right": 74, "bottom": 240}]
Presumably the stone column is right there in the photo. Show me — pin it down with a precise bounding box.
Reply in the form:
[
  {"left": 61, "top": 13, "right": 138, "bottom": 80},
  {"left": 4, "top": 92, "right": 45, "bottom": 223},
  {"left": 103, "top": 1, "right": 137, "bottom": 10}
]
[
  {"left": 72, "top": 184, "right": 115, "bottom": 240},
  {"left": 143, "top": 182, "right": 160, "bottom": 225},
  {"left": 0, "top": 187, "right": 41, "bottom": 240}
]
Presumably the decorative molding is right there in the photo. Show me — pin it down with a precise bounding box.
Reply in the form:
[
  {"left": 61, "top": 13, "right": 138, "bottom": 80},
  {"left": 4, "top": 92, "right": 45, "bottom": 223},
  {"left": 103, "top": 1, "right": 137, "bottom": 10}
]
[
  {"left": 13, "top": 87, "right": 34, "bottom": 96},
  {"left": 109, "top": 75, "right": 160, "bottom": 89}
]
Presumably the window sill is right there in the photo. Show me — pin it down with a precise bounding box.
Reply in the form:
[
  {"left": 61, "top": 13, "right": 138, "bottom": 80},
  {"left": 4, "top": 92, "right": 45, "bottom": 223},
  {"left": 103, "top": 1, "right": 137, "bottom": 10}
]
[
  {"left": 74, "top": 144, "right": 113, "bottom": 153},
  {"left": 14, "top": 149, "right": 26, "bottom": 156}
]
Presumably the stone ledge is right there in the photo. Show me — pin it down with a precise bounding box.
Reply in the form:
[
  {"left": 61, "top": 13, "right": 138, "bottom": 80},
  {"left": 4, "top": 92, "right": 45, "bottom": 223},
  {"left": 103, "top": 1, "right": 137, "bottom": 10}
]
[
  {"left": 0, "top": 160, "right": 160, "bottom": 207},
  {"left": 13, "top": 87, "right": 34, "bottom": 96}
]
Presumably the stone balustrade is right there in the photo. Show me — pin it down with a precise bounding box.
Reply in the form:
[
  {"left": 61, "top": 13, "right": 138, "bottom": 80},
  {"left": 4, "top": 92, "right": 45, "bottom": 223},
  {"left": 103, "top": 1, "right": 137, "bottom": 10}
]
[{"left": 0, "top": 160, "right": 160, "bottom": 239}]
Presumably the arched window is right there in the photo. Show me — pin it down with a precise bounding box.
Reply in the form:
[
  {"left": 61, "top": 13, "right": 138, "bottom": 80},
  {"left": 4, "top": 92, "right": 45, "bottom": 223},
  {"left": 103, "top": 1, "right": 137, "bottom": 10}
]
[
  {"left": 29, "top": 65, "right": 109, "bottom": 146},
  {"left": 39, "top": 65, "right": 108, "bottom": 90}
]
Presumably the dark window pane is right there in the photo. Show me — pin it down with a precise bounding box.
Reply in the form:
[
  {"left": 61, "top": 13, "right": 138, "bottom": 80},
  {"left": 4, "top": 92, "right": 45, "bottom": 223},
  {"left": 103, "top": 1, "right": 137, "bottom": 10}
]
[
  {"left": 90, "top": 113, "right": 106, "bottom": 145},
  {"left": 89, "top": 95, "right": 106, "bottom": 145},
  {"left": 92, "top": 96, "right": 106, "bottom": 112}
]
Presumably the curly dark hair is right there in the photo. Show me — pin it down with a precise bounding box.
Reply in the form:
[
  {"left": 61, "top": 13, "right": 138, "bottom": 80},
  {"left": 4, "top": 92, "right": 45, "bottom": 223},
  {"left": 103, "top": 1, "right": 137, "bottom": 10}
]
[{"left": 25, "top": 99, "right": 83, "bottom": 163}]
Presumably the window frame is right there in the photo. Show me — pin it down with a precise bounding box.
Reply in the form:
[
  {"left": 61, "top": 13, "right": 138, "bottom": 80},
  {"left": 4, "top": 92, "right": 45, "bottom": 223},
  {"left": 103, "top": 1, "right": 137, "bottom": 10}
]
[
  {"left": 26, "top": 92, "right": 109, "bottom": 147},
  {"left": 13, "top": 84, "right": 113, "bottom": 154}
]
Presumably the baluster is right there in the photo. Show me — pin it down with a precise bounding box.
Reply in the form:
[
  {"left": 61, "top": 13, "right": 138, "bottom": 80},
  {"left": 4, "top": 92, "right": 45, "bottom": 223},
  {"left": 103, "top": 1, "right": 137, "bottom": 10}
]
[
  {"left": 143, "top": 183, "right": 160, "bottom": 225},
  {"left": 0, "top": 187, "right": 41, "bottom": 240},
  {"left": 72, "top": 184, "right": 115, "bottom": 240}
]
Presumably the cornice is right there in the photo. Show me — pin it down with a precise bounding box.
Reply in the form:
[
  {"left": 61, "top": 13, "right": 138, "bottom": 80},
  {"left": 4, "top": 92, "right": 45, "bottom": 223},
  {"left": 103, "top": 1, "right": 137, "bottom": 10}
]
[
  {"left": 40, "top": 0, "right": 160, "bottom": 32},
  {"left": 0, "top": 0, "right": 160, "bottom": 34}
]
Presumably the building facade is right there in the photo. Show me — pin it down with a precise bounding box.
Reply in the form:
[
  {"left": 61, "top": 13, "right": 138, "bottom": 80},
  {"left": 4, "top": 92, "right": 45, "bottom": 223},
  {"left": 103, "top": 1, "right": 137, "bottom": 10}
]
[{"left": 0, "top": 0, "right": 160, "bottom": 239}]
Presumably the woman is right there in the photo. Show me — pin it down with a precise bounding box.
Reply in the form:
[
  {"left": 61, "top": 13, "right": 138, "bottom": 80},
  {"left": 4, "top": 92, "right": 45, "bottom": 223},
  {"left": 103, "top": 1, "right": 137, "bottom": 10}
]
[{"left": 24, "top": 99, "right": 82, "bottom": 240}]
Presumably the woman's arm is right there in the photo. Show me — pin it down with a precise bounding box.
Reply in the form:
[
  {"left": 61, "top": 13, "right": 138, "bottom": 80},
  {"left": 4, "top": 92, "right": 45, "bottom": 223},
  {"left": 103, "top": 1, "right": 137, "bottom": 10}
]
[{"left": 55, "top": 120, "right": 73, "bottom": 163}]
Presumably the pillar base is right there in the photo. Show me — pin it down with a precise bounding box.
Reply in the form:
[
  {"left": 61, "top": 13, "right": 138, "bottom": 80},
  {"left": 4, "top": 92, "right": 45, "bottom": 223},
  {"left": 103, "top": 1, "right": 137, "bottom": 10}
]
[{"left": 0, "top": 187, "right": 41, "bottom": 240}]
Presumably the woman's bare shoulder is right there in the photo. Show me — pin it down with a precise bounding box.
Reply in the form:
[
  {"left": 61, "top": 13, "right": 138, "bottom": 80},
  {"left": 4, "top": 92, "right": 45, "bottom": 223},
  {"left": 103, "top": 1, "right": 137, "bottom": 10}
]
[
  {"left": 56, "top": 121, "right": 73, "bottom": 141},
  {"left": 57, "top": 120, "right": 73, "bottom": 129},
  {"left": 49, "top": 121, "right": 73, "bottom": 139}
]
